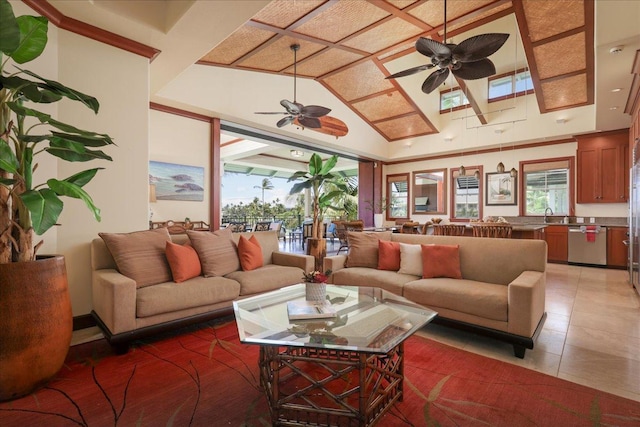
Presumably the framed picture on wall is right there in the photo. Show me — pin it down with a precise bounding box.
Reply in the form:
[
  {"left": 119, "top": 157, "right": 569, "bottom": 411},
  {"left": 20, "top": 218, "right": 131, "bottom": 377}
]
[
  {"left": 149, "top": 161, "right": 205, "bottom": 201},
  {"left": 486, "top": 172, "right": 517, "bottom": 205}
]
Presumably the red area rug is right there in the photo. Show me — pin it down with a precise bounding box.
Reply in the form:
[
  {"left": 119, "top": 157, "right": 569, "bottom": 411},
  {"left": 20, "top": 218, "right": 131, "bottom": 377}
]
[{"left": 1, "top": 319, "right": 638, "bottom": 426}]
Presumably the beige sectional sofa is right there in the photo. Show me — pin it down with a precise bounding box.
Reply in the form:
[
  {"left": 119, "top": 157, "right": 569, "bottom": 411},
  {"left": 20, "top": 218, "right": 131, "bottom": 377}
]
[
  {"left": 91, "top": 228, "right": 313, "bottom": 352},
  {"left": 323, "top": 232, "right": 547, "bottom": 358}
]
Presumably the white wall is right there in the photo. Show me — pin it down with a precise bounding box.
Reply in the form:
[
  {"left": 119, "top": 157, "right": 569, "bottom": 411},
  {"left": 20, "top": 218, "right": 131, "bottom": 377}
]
[
  {"left": 149, "top": 110, "right": 211, "bottom": 223},
  {"left": 384, "top": 141, "right": 628, "bottom": 223},
  {"left": 55, "top": 32, "right": 150, "bottom": 316}
]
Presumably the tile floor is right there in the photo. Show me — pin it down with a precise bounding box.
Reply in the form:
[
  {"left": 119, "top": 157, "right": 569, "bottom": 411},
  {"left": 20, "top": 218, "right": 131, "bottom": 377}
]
[{"left": 74, "top": 238, "right": 640, "bottom": 403}]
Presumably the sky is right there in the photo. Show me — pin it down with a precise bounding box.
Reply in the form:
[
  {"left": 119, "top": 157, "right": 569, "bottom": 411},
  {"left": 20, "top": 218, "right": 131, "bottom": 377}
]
[{"left": 222, "top": 174, "right": 298, "bottom": 208}]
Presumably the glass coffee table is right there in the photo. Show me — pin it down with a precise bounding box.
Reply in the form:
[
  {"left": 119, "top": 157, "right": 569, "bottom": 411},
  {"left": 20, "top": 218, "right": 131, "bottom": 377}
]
[{"left": 233, "top": 284, "right": 437, "bottom": 426}]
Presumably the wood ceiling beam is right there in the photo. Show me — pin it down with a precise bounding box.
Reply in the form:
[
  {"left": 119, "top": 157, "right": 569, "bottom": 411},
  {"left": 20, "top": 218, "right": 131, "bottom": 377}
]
[
  {"left": 366, "top": 0, "right": 435, "bottom": 32},
  {"left": 457, "top": 79, "right": 488, "bottom": 125}
]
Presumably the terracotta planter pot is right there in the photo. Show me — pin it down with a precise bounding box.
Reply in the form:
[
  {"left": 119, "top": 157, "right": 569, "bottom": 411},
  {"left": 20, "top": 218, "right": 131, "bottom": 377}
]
[{"left": 0, "top": 256, "right": 72, "bottom": 401}]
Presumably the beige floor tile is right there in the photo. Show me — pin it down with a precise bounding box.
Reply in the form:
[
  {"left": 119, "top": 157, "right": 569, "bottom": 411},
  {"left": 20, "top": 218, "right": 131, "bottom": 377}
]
[
  {"left": 570, "top": 308, "right": 640, "bottom": 339},
  {"left": 71, "top": 326, "right": 103, "bottom": 346},
  {"left": 558, "top": 371, "right": 640, "bottom": 403},
  {"left": 559, "top": 343, "right": 640, "bottom": 397},
  {"left": 565, "top": 325, "right": 640, "bottom": 361},
  {"left": 543, "top": 312, "right": 570, "bottom": 334},
  {"left": 535, "top": 328, "right": 566, "bottom": 356}
]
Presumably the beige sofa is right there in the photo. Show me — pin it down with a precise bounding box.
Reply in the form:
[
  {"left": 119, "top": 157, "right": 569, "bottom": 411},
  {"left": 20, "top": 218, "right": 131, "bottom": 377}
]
[
  {"left": 91, "top": 229, "right": 313, "bottom": 352},
  {"left": 323, "top": 232, "right": 547, "bottom": 358}
]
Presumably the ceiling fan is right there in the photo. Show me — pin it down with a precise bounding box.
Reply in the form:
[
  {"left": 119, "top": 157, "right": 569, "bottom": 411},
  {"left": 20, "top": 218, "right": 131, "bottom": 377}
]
[
  {"left": 386, "top": 0, "right": 509, "bottom": 94},
  {"left": 255, "top": 44, "right": 331, "bottom": 129}
]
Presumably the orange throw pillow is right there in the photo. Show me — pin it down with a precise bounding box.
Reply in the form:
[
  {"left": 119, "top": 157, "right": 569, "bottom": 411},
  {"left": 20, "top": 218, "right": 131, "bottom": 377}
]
[
  {"left": 165, "top": 241, "right": 202, "bottom": 283},
  {"left": 378, "top": 240, "right": 401, "bottom": 271},
  {"left": 238, "top": 235, "right": 263, "bottom": 271},
  {"left": 421, "top": 244, "right": 462, "bottom": 279}
]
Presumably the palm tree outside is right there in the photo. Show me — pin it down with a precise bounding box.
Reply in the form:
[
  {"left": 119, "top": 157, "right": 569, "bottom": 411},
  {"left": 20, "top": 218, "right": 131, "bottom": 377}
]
[{"left": 254, "top": 178, "right": 274, "bottom": 216}]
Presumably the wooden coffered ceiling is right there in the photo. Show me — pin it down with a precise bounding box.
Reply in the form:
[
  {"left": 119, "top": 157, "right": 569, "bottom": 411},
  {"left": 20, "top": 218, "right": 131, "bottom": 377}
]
[{"left": 198, "top": 0, "right": 594, "bottom": 142}]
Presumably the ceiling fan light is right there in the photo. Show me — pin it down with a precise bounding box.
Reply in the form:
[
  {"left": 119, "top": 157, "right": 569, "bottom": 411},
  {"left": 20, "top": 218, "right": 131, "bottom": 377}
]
[{"left": 497, "top": 162, "right": 505, "bottom": 173}]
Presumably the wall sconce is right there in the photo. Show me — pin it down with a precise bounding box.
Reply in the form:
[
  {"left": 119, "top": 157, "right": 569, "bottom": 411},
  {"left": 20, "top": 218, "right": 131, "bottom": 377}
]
[{"left": 290, "top": 149, "right": 304, "bottom": 158}]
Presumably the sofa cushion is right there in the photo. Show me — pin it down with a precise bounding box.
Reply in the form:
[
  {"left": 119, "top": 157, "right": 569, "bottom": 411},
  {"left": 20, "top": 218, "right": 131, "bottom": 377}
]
[
  {"left": 346, "top": 231, "right": 392, "bottom": 268},
  {"left": 165, "top": 241, "right": 202, "bottom": 283},
  {"left": 331, "top": 267, "right": 417, "bottom": 295},
  {"left": 136, "top": 276, "right": 241, "bottom": 318},
  {"left": 398, "top": 243, "right": 422, "bottom": 276},
  {"left": 226, "top": 264, "right": 304, "bottom": 295},
  {"left": 238, "top": 235, "right": 263, "bottom": 271},
  {"left": 403, "top": 278, "right": 508, "bottom": 322},
  {"left": 232, "top": 231, "right": 279, "bottom": 265},
  {"left": 421, "top": 244, "right": 462, "bottom": 279},
  {"left": 99, "top": 228, "right": 172, "bottom": 288},
  {"left": 378, "top": 240, "right": 400, "bottom": 271},
  {"left": 188, "top": 228, "right": 240, "bottom": 277}
]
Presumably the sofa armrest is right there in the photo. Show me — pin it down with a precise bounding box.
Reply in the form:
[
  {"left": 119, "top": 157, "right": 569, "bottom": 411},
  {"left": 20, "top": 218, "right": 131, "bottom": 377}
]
[
  {"left": 272, "top": 251, "right": 314, "bottom": 272},
  {"left": 507, "top": 270, "right": 546, "bottom": 337},
  {"left": 92, "top": 269, "right": 137, "bottom": 335},
  {"left": 323, "top": 255, "right": 348, "bottom": 283}
]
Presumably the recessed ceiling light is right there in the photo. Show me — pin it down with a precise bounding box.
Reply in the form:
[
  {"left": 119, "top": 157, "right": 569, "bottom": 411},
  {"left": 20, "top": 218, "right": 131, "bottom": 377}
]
[
  {"left": 609, "top": 106, "right": 619, "bottom": 110},
  {"left": 611, "top": 88, "right": 622, "bottom": 93},
  {"left": 290, "top": 149, "right": 304, "bottom": 158},
  {"left": 609, "top": 46, "right": 624, "bottom": 54}
]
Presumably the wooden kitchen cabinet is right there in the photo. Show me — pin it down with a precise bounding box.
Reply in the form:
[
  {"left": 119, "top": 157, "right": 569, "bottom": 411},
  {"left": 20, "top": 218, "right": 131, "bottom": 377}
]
[
  {"left": 545, "top": 225, "right": 568, "bottom": 263},
  {"left": 607, "top": 226, "right": 628, "bottom": 268},
  {"left": 576, "top": 130, "right": 629, "bottom": 203}
]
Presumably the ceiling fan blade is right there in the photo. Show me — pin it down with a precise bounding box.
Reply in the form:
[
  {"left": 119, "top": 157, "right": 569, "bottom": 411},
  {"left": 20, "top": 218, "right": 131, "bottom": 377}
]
[
  {"left": 453, "top": 33, "right": 509, "bottom": 62},
  {"left": 421, "top": 68, "right": 449, "bottom": 94},
  {"left": 416, "top": 37, "right": 451, "bottom": 58},
  {"left": 255, "top": 111, "right": 288, "bottom": 115},
  {"left": 280, "top": 99, "right": 301, "bottom": 115},
  {"left": 300, "top": 105, "right": 331, "bottom": 118},
  {"left": 276, "top": 116, "right": 295, "bottom": 128},
  {"left": 298, "top": 116, "right": 322, "bottom": 129},
  {"left": 452, "top": 58, "right": 496, "bottom": 80},
  {"left": 386, "top": 64, "right": 433, "bottom": 79}
]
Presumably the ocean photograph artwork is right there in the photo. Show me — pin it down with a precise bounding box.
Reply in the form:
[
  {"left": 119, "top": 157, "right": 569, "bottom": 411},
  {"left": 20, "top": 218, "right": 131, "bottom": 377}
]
[{"left": 149, "top": 161, "right": 205, "bottom": 201}]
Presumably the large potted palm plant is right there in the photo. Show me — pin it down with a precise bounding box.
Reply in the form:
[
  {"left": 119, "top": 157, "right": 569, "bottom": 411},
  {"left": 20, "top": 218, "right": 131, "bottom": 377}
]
[
  {"left": 0, "top": 0, "right": 114, "bottom": 401},
  {"left": 289, "top": 153, "right": 346, "bottom": 270}
]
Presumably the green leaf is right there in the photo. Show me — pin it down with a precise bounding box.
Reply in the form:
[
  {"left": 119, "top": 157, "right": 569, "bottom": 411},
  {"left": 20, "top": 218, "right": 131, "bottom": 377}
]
[
  {"left": 20, "top": 188, "right": 63, "bottom": 235},
  {"left": 287, "top": 171, "right": 309, "bottom": 182},
  {"left": 47, "top": 139, "right": 113, "bottom": 162},
  {"left": 289, "top": 181, "right": 314, "bottom": 195},
  {"left": 309, "top": 153, "right": 322, "bottom": 176},
  {"left": 319, "top": 155, "right": 338, "bottom": 175},
  {"left": 0, "top": 177, "right": 16, "bottom": 186},
  {"left": 63, "top": 168, "right": 102, "bottom": 187},
  {"left": 0, "top": 138, "right": 19, "bottom": 174},
  {"left": 47, "top": 178, "right": 101, "bottom": 221},
  {"left": 12, "top": 16, "right": 48, "bottom": 64},
  {"left": 51, "top": 131, "right": 113, "bottom": 148},
  {"left": 7, "top": 100, "right": 51, "bottom": 122},
  {"left": 16, "top": 68, "right": 99, "bottom": 113},
  {"left": 0, "top": 0, "right": 20, "bottom": 55},
  {"left": 23, "top": 146, "right": 33, "bottom": 189}
]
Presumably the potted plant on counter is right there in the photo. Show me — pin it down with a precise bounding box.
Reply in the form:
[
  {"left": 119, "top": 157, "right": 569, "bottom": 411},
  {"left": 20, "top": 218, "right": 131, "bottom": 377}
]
[
  {"left": 289, "top": 153, "right": 346, "bottom": 270},
  {"left": 365, "top": 197, "right": 393, "bottom": 229},
  {"left": 0, "top": 0, "right": 114, "bottom": 401}
]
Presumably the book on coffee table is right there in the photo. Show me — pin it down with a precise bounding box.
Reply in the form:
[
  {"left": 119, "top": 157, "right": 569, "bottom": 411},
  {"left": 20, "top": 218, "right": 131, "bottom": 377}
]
[{"left": 287, "top": 300, "right": 337, "bottom": 320}]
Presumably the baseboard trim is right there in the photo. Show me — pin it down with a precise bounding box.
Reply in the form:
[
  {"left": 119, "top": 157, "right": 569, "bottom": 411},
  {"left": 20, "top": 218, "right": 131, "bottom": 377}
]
[{"left": 73, "top": 314, "right": 97, "bottom": 331}]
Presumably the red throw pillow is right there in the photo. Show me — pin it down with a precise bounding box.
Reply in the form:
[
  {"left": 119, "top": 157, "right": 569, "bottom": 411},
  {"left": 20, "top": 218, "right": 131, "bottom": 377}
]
[
  {"left": 421, "top": 244, "right": 462, "bottom": 279},
  {"left": 378, "top": 240, "right": 401, "bottom": 271},
  {"left": 238, "top": 235, "right": 263, "bottom": 271},
  {"left": 165, "top": 241, "right": 202, "bottom": 283}
]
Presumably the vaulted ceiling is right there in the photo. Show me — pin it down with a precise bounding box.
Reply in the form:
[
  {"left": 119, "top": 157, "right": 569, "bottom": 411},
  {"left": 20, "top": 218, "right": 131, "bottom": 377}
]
[{"left": 198, "top": 0, "right": 594, "bottom": 142}]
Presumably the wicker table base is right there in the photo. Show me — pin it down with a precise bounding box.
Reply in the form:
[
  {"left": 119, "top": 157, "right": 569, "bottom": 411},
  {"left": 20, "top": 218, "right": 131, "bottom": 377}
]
[{"left": 259, "top": 343, "right": 404, "bottom": 426}]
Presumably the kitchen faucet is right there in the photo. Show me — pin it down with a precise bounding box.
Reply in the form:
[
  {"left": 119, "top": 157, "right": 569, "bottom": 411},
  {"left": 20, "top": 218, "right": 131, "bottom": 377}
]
[{"left": 544, "top": 207, "right": 553, "bottom": 223}]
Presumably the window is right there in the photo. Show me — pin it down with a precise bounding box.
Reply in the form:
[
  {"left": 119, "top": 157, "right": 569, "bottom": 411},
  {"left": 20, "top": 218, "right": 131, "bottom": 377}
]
[
  {"left": 449, "top": 166, "right": 482, "bottom": 221},
  {"left": 440, "top": 88, "right": 469, "bottom": 113},
  {"left": 521, "top": 158, "right": 574, "bottom": 216},
  {"left": 488, "top": 69, "right": 533, "bottom": 102},
  {"left": 412, "top": 169, "right": 446, "bottom": 214},
  {"left": 387, "top": 173, "right": 409, "bottom": 219}
]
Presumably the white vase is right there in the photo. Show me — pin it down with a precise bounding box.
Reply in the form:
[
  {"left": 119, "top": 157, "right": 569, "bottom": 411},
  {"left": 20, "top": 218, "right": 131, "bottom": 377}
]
[
  {"left": 305, "top": 282, "right": 326, "bottom": 301},
  {"left": 374, "top": 213, "right": 383, "bottom": 229}
]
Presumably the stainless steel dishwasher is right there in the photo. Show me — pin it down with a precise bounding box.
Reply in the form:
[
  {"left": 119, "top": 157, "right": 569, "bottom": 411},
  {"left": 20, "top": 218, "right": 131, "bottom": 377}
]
[{"left": 568, "top": 225, "right": 607, "bottom": 266}]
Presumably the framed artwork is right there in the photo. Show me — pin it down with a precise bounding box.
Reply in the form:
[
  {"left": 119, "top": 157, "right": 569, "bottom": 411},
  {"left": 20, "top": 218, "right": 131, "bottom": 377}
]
[
  {"left": 486, "top": 172, "right": 517, "bottom": 205},
  {"left": 149, "top": 161, "right": 205, "bottom": 201}
]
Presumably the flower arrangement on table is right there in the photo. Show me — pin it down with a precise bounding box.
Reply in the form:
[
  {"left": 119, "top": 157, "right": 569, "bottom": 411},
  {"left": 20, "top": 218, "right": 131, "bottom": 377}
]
[{"left": 302, "top": 270, "right": 332, "bottom": 283}]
